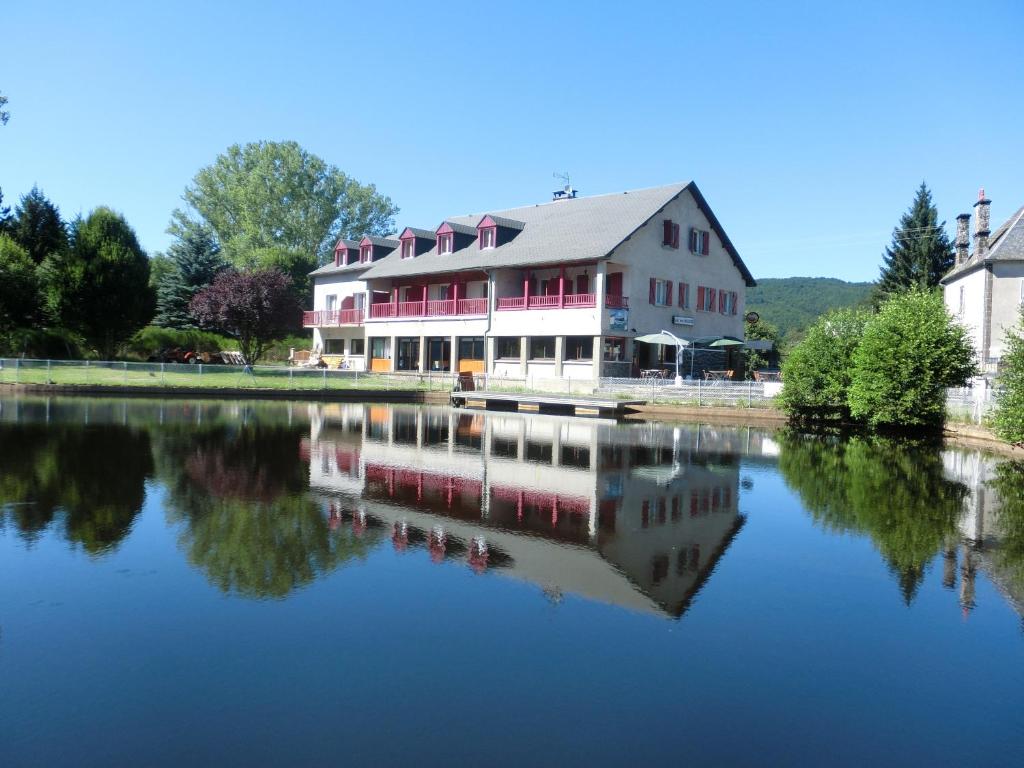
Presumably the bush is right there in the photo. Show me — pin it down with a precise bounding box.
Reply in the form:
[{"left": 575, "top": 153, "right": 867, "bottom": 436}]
[
  {"left": 993, "top": 307, "right": 1024, "bottom": 444},
  {"left": 848, "top": 289, "right": 976, "bottom": 429},
  {"left": 261, "top": 334, "right": 314, "bottom": 363},
  {"left": 779, "top": 307, "right": 869, "bottom": 423},
  {"left": 1, "top": 327, "right": 85, "bottom": 359},
  {"left": 123, "top": 326, "right": 236, "bottom": 361}
]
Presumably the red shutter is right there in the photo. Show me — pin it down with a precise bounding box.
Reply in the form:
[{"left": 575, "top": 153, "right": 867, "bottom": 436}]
[
  {"left": 649, "top": 278, "right": 656, "bottom": 304},
  {"left": 678, "top": 282, "right": 684, "bottom": 307},
  {"left": 672, "top": 224, "right": 680, "bottom": 249},
  {"left": 719, "top": 289, "right": 726, "bottom": 313},
  {"left": 697, "top": 286, "right": 705, "bottom": 311},
  {"left": 709, "top": 288, "right": 717, "bottom": 311},
  {"left": 731, "top": 291, "right": 738, "bottom": 315},
  {"left": 663, "top": 220, "right": 673, "bottom": 245},
  {"left": 701, "top": 231, "right": 710, "bottom": 256},
  {"left": 665, "top": 281, "right": 672, "bottom": 306}
]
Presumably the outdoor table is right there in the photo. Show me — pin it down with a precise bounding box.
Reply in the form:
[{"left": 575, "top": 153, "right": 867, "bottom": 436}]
[{"left": 641, "top": 369, "right": 666, "bottom": 381}]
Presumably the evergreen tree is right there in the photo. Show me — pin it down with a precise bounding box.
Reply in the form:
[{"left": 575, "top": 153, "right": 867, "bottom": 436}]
[
  {"left": 154, "top": 222, "right": 226, "bottom": 329},
  {"left": 0, "top": 188, "right": 11, "bottom": 234},
  {"left": 40, "top": 207, "right": 155, "bottom": 359},
  {"left": 877, "top": 182, "right": 954, "bottom": 298},
  {"left": 11, "top": 186, "right": 67, "bottom": 264},
  {"left": 993, "top": 308, "right": 1024, "bottom": 444}
]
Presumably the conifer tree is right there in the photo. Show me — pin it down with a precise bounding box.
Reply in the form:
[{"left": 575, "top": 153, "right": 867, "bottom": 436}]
[
  {"left": 877, "top": 182, "right": 954, "bottom": 298},
  {"left": 11, "top": 186, "right": 67, "bottom": 264},
  {"left": 154, "top": 222, "right": 226, "bottom": 329}
]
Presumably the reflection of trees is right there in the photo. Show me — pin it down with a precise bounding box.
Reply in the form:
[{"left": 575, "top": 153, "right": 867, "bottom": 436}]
[
  {"left": 155, "top": 425, "right": 381, "bottom": 599},
  {"left": 0, "top": 425, "right": 153, "bottom": 554},
  {"left": 987, "top": 462, "right": 1024, "bottom": 595},
  {"left": 778, "top": 433, "right": 967, "bottom": 603}
]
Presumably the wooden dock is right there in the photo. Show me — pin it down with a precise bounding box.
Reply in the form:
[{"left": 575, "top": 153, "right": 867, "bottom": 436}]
[{"left": 450, "top": 390, "right": 644, "bottom": 417}]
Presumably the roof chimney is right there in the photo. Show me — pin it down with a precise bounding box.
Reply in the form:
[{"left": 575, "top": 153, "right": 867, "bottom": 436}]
[
  {"left": 955, "top": 213, "right": 970, "bottom": 265},
  {"left": 973, "top": 187, "right": 991, "bottom": 258}
]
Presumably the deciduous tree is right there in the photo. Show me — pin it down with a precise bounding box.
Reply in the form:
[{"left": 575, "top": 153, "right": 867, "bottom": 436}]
[
  {"left": 779, "top": 307, "right": 869, "bottom": 423},
  {"left": 993, "top": 308, "right": 1024, "bottom": 444},
  {"left": 0, "top": 234, "right": 39, "bottom": 335},
  {"left": 848, "top": 289, "right": 975, "bottom": 429},
  {"left": 40, "top": 207, "right": 155, "bottom": 359},
  {"left": 189, "top": 268, "right": 300, "bottom": 365},
  {"left": 172, "top": 140, "right": 398, "bottom": 285}
]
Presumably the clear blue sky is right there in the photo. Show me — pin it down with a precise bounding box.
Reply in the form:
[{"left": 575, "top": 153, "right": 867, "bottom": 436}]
[{"left": 1, "top": 0, "right": 1021, "bottom": 281}]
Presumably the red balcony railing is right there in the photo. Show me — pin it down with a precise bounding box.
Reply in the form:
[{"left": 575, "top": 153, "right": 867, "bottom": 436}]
[
  {"left": 605, "top": 295, "right": 629, "bottom": 309},
  {"left": 496, "top": 293, "right": 597, "bottom": 310},
  {"left": 367, "top": 298, "right": 488, "bottom": 320},
  {"left": 302, "top": 308, "right": 364, "bottom": 326}
]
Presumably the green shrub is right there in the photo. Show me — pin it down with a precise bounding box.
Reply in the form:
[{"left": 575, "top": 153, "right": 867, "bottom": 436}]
[
  {"left": 848, "top": 288, "right": 976, "bottom": 429},
  {"left": 261, "top": 334, "right": 314, "bottom": 363},
  {"left": 779, "top": 307, "right": 869, "bottom": 423},
  {"left": 1, "top": 327, "right": 85, "bottom": 359},
  {"left": 993, "top": 308, "right": 1024, "bottom": 444},
  {"left": 123, "top": 325, "right": 236, "bottom": 361}
]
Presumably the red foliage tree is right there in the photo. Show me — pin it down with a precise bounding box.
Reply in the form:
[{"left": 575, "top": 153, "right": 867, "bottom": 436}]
[{"left": 189, "top": 268, "right": 300, "bottom": 365}]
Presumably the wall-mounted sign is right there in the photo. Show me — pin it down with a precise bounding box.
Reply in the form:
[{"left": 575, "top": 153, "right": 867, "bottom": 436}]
[
  {"left": 609, "top": 308, "right": 628, "bottom": 331},
  {"left": 672, "top": 315, "right": 695, "bottom": 326},
  {"left": 745, "top": 311, "right": 760, "bottom": 323}
]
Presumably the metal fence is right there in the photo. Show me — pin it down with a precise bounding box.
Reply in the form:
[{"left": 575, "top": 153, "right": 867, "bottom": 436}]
[
  {"left": 0, "top": 358, "right": 458, "bottom": 392},
  {"left": 598, "top": 377, "right": 778, "bottom": 407},
  {"left": 946, "top": 386, "right": 997, "bottom": 425}
]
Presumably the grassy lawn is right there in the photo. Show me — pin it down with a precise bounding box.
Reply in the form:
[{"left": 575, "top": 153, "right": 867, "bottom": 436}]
[{"left": 0, "top": 360, "right": 452, "bottom": 391}]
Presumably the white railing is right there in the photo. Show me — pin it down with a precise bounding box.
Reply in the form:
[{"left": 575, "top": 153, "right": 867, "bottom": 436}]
[{"left": 599, "top": 377, "right": 776, "bottom": 407}]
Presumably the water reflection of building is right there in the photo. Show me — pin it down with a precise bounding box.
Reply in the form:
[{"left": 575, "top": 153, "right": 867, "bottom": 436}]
[
  {"left": 304, "top": 404, "right": 754, "bottom": 618},
  {"left": 942, "top": 450, "right": 1024, "bottom": 618}
]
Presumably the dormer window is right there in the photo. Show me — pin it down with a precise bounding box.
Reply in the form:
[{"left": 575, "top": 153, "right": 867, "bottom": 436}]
[
  {"left": 360, "top": 244, "right": 372, "bottom": 263},
  {"left": 401, "top": 239, "right": 414, "bottom": 259},
  {"left": 480, "top": 227, "right": 496, "bottom": 249},
  {"left": 437, "top": 233, "right": 453, "bottom": 255}
]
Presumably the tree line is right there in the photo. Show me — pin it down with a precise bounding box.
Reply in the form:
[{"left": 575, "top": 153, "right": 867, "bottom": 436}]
[{"left": 1, "top": 96, "right": 396, "bottom": 363}]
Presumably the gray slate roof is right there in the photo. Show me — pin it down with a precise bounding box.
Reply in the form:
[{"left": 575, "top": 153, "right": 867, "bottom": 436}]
[
  {"left": 942, "top": 204, "right": 1024, "bottom": 282},
  {"left": 400, "top": 227, "right": 437, "bottom": 240},
  {"left": 309, "top": 260, "right": 371, "bottom": 277},
  {"left": 357, "top": 182, "right": 755, "bottom": 285}
]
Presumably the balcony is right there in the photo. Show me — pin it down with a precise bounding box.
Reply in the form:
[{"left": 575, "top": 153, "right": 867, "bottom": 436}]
[
  {"left": 303, "top": 308, "right": 364, "bottom": 327},
  {"left": 367, "top": 297, "right": 488, "bottom": 320},
  {"left": 496, "top": 293, "right": 628, "bottom": 311}
]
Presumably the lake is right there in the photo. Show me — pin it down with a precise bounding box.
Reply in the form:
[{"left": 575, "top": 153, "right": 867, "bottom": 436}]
[{"left": 1, "top": 395, "right": 1022, "bottom": 766}]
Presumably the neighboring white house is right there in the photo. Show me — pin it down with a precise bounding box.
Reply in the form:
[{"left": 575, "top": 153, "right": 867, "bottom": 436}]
[
  {"left": 304, "top": 182, "right": 756, "bottom": 381},
  {"left": 942, "top": 190, "right": 1024, "bottom": 373}
]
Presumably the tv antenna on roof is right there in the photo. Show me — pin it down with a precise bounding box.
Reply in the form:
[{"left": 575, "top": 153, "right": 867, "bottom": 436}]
[{"left": 552, "top": 172, "right": 577, "bottom": 200}]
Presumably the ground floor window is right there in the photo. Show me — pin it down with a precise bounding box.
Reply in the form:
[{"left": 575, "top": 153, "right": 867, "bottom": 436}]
[
  {"left": 603, "top": 337, "right": 626, "bottom": 361},
  {"left": 426, "top": 337, "right": 451, "bottom": 371},
  {"left": 350, "top": 338, "right": 365, "bottom": 355},
  {"left": 459, "top": 336, "right": 485, "bottom": 360},
  {"left": 529, "top": 336, "right": 556, "bottom": 360},
  {"left": 564, "top": 336, "right": 593, "bottom": 360},
  {"left": 496, "top": 337, "right": 521, "bottom": 359},
  {"left": 370, "top": 337, "right": 390, "bottom": 360},
  {"left": 324, "top": 338, "right": 345, "bottom": 355},
  {"left": 396, "top": 337, "right": 420, "bottom": 371}
]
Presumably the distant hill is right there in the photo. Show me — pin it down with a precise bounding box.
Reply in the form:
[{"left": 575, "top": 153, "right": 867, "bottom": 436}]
[{"left": 746, "top": 277, "right": 874, "bottom": 345}]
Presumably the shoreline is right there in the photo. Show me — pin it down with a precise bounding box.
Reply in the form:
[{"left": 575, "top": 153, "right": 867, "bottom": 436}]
[
  {"left": 0, "top": 382, "right": 452, "bottom": 404},
  {"left": 4, "top": 383, "right": 1020, "bottom": 459}
]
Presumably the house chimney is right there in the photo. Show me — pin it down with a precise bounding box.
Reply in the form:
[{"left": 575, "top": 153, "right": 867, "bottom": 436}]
[
  {"left": 955, "top": 213, "right": 970, "bottom": 265},
  {"left": 973, "top": 187, "right": 991, "bottom": 257}
]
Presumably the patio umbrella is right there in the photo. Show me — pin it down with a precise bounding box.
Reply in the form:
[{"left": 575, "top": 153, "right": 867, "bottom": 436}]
[
  {"left": 634, "top": 331, "right": 690, "bottom": 384},
  {"left": 706, "top": 336, "right": 745, "bottom": 347}
]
